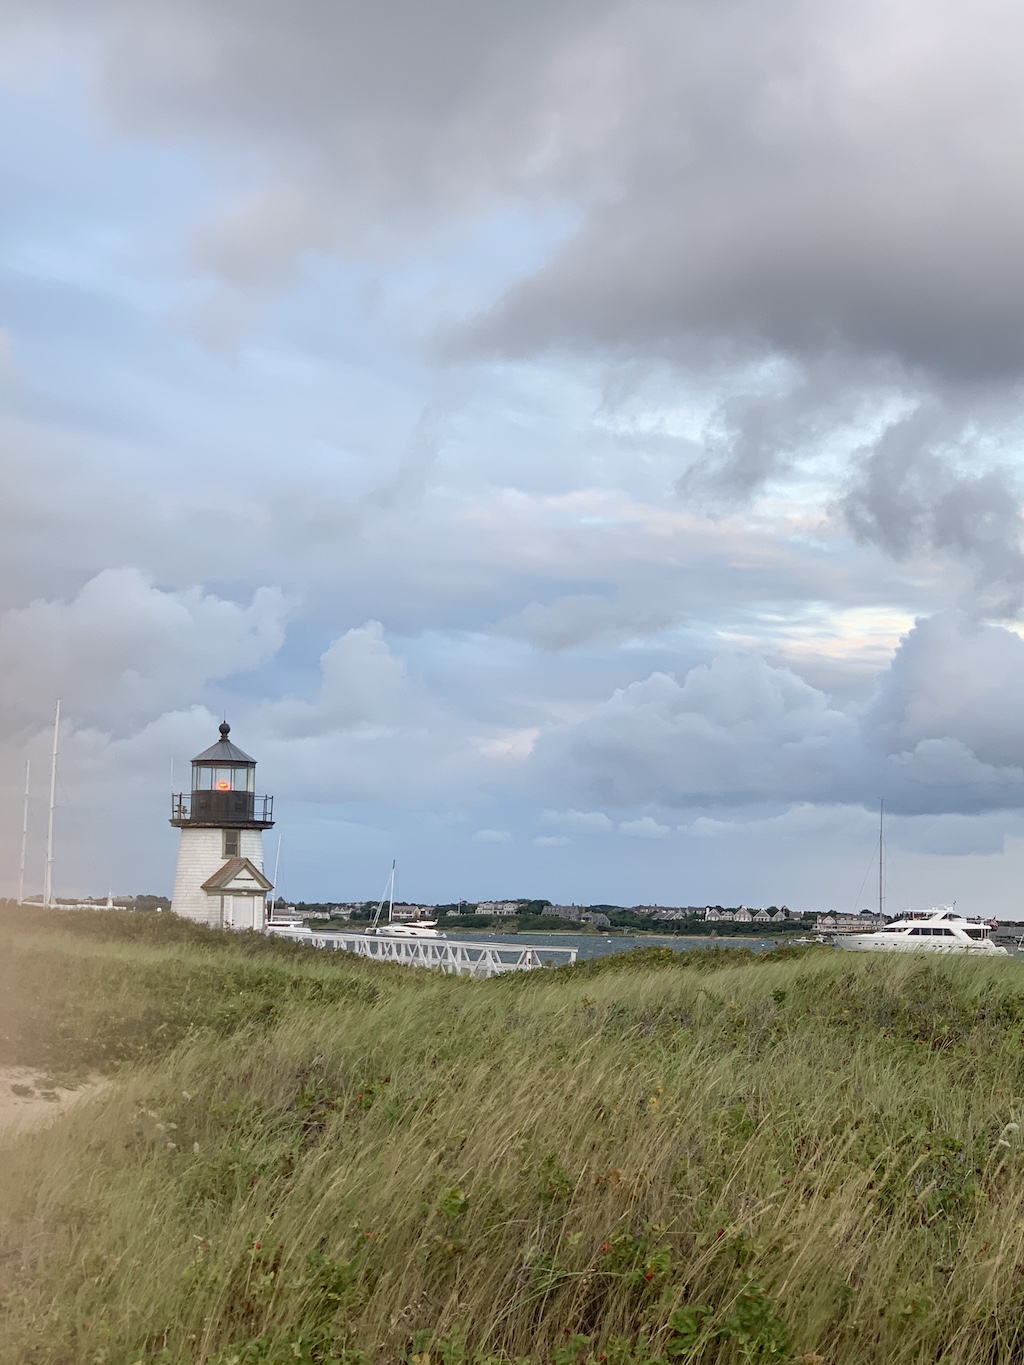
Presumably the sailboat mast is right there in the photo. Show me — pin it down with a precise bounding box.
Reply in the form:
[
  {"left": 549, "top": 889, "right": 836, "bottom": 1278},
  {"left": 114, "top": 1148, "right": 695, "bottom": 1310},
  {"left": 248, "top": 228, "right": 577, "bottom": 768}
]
[
  {"left": 18, "top": 758, "right": 30, "bottom": 905},
  {"left": 370, "top": 859, "right": 397, "bottom": 930},
  {"left": 878, "top": 798, "right": 884, "bottom": 920},
  {"left": 43, "top": 699, "right": 60, "bottom": 909},
  {"left": 271, "top": 834, "right": 282, "bottom": 915}
]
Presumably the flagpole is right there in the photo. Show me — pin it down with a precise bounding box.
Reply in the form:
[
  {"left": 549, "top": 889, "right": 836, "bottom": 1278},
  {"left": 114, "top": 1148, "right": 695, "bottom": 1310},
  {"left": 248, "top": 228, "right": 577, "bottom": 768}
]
[{"left": 17, "top": 758, "right": 30, "bottom": 905}]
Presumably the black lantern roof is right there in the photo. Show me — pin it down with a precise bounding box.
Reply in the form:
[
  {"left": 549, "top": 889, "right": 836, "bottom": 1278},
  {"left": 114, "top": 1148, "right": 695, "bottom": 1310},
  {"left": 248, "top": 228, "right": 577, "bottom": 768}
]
[{"left": 192, "top": 722, "right": 255, "bottom": 765}]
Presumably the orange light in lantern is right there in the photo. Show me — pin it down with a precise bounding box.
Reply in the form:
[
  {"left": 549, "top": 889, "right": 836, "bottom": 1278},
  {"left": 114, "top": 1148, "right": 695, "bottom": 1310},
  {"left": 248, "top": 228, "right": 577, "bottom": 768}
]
[{"left": 217, "top": 781, "right": 230, "bottom": 790}]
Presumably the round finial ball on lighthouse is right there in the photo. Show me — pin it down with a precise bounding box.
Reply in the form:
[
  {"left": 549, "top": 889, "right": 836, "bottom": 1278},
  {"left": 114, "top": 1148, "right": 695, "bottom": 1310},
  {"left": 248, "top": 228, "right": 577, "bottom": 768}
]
[{"left": 169, "top": 723, "right": 274, "bottom": 931}]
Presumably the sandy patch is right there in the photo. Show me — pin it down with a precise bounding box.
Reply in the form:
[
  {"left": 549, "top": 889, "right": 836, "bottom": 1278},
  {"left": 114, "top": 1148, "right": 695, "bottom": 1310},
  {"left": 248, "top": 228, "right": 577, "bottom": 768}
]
[{"left": 0, "top": 1066, "right": 107, "bottom": 1135}]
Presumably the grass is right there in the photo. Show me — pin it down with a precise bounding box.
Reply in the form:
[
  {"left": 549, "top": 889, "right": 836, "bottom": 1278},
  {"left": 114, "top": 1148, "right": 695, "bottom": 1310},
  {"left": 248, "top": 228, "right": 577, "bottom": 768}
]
[{"left": 3, "top": 909, "right": 1024, "bottom": 1362}]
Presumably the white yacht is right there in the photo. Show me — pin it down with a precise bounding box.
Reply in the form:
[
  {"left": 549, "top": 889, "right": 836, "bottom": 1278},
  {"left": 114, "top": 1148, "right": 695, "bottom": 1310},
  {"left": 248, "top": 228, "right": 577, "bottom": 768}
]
[
  {"left": 363, "top": 860, "right": 445, "bottom": 940},
  {"left": 365, "top": 920, "right": 445, "bottom": 940},
  {"left": 835, "top": 907, "right": 1007, "bottom": 955}
]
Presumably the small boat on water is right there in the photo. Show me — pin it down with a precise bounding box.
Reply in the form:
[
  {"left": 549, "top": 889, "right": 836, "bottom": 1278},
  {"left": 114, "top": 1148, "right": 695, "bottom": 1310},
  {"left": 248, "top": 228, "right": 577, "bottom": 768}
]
[
  {"left": 363, "top": 860, "right": 446, "bottom": 940},
  {"left": 835, "top": 906, "right": 1007, "bottom": 955}
]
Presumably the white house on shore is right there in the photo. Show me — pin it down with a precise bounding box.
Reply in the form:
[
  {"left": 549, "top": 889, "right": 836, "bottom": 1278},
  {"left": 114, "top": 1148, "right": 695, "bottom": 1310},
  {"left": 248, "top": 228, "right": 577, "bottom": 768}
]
[
  {"left": 704, "top": 906, "right": 790, "bottom": 923},
  {"left": 170, "top": 723, "right": 274, "bottom": 932},
  {"left": 477, "top": 901, "right": 520, "bottom": 916}
]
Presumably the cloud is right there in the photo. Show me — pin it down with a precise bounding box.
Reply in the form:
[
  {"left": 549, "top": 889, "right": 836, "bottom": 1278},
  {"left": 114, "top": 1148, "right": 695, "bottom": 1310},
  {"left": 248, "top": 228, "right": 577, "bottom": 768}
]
[
  {"left": 473, "top": 828, "right": 512, "bottom": 842},
  {"left": 618, "top": 816, "right": 670, "bottom": 838},
  {"left": 533, "top": 612, "right": 1024, "bottom": 817},
  {"left": 22, "top": 0, "right": 1024, "bottom": 603},
  {"left": 532, "top": 834, "right": 570, "bottom": 846},
  {"left": 838, "top": 402, "right": 1024, "bottom": 611},
  {"left": 9, "top": 0, "right": 1023, "bottom": 385},
  {"left": 256, "top": 621, "right": 412, "bottom": 737},
  {"left": 6, "top": 0, "right": 1024, "bottom": 913},
  {"left": 863, "top": 612, "right": 1024, "bottom": 767},
  {"left": 0, "top": 568, "right": 286, "bottom": 732},
  {"left": 540, "top": 807, "right": 612, "bottom": 832},
  {"left": 457, "top": 0, "right": 1024, "bottom": 383},
  {"left": 497, "top": 594, "right": 679, "bottom": 651}
]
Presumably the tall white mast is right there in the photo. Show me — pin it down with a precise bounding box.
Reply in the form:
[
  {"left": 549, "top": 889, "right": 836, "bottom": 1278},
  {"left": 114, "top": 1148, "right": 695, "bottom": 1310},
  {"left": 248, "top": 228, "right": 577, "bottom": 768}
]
[
  {"left": 17, "top": 758, "right": 30, "bottom": 905},
  {"left": 271, "top": 834, "right": 282, "bottom": 914},
  {"left": 370, "top": 859, "right": 396, "bottom": 930},
  {"left": 43, "top": 699, "right": 60, "bottom": 909},
  {"left": 878, "top": 798, "right": 885, "bottom": 920}
]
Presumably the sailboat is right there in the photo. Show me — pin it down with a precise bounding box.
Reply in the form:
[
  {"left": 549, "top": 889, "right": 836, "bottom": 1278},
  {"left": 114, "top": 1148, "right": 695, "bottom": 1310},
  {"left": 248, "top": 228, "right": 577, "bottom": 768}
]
[{"left": 364, "top": 860, "right": 445, "bottom": 939}]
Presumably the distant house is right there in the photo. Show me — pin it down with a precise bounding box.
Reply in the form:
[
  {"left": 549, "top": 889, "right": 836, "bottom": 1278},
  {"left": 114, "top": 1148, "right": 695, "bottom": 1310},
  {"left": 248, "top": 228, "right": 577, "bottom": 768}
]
[
  {"left": 732, "top": 907, "right": 753, "bottom": 923},
  {"left": 477, "top": 901, "right": 520, "bottom": 916},
  {"left": 753, "top": 909, "right": 771, "bottom": 922},
  {"left": 770, "top": 909, "right": 788, "bottom": 922},
  {"left": 548, "top": 904, "right": 583, "bottom": 921},
  {"left": 581, "top": 911, "right": 611, "bottom": 928},
  {"left": 816, "top": 911, "right": 885, "bottom": 932},
  {"left": 391, "top": 903, "right": 434, "bottom": 921}
]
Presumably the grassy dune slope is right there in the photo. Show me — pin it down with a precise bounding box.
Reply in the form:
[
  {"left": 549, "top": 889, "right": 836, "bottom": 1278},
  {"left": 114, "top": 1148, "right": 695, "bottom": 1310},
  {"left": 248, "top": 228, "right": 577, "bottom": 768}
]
[{"left": 3, "top": 910, "right": 1024, "bottom": 1363}]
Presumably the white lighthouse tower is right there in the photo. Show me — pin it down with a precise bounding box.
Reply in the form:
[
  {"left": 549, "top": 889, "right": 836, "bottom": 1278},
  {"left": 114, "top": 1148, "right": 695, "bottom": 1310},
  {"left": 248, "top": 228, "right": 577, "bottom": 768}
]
[{"left": 170, "top": 722, "right": 274, "bottom": 931}]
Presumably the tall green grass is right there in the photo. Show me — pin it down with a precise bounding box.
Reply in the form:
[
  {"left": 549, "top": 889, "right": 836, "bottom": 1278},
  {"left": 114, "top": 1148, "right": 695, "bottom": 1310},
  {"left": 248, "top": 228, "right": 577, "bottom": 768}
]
[{"left": 3, "top": 909, "right": 1024, "bottom": 1363}]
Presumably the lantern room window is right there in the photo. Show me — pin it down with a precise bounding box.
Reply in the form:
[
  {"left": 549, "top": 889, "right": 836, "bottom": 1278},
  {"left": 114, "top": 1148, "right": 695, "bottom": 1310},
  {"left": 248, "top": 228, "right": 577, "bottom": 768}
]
[{"left": 194, "top": 765, "right": 255, "bottom": 793}]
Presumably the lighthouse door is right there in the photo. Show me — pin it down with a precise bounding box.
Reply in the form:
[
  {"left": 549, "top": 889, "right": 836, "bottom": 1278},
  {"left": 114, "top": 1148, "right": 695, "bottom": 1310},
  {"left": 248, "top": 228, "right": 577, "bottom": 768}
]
[{"left": 229, "top": 894, "right": 257, "bottom": 930}]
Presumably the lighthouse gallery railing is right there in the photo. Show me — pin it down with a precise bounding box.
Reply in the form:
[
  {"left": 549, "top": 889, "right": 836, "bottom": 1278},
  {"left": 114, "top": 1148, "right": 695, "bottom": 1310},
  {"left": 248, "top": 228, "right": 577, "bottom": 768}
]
[{"left": 171, "top": 792, "right": 274, "bottom": 825}]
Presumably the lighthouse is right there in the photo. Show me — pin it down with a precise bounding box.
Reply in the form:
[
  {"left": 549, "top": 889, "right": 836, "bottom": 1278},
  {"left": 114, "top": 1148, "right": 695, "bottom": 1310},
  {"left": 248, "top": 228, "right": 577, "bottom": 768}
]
[{"left": 170, "top": 722, "right": 274, "bottom": 930}]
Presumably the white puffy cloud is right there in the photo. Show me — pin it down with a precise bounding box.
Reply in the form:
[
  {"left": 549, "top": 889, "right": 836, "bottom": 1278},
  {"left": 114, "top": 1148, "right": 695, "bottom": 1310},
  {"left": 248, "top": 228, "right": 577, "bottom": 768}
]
[
  {"left": 864, "top": 612, "right": 1024, "bottom": 766},
  {"left": 533, "top": 834, "right": 570, "bottom": 847},
  {"left": 0, "top": 568, "right": 286, "bottom": 731},
  {"left": 256, "top": 621, "right": 412, "bottom": 738},
  {"left": 540, "top": 807, "right": 612, "bottom": 832},
  {"left": 535, "top": 652, "right": 862, "bottom": 806},
  {"left": 619, "top": 816, "right": 670, "bottom": 838},
  {"left": 244, "top": 621, "right": 491, "bottom": 806},
  {"left": 533, "top": 614, "right": 1024, "bottom": 817},
  {"left": 474, "top": 828, "right": 512, "bottom": 842}
]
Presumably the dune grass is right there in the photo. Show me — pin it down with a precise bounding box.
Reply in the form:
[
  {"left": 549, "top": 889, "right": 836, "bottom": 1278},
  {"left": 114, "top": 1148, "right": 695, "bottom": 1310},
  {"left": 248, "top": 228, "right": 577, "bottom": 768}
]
[{"left": 3, "top": 910, "right": 1024, "bottom": 1362}]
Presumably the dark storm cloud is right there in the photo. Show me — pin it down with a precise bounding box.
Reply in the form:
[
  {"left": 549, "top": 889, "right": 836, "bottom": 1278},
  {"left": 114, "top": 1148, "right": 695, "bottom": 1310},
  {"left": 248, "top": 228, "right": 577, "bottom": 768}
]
[
  {"left": 839, "top": 403, "right": 1024, "bottom": 611},
  {"left": 14, "top": 0, "right": 1024, "bottom": 380},
  {"left": 19, "top": 0, "right": 1024, "bottom": 597}
]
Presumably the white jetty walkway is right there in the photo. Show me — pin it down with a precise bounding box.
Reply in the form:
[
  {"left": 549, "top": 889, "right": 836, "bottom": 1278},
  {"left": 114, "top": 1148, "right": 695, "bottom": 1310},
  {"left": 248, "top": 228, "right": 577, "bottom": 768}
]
[{"left": 267, "top": 928, "right": 578, "bottom": 978}]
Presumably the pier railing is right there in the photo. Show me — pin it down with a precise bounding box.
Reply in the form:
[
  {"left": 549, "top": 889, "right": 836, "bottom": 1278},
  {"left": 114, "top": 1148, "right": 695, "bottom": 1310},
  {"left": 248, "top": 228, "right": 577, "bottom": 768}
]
[{"left": 265, "top": 928, "right": 578, "bottom": 978}]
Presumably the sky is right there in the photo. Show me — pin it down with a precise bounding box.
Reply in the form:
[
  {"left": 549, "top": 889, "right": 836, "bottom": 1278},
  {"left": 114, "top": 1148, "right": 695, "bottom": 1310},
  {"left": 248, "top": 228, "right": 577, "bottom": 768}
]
[{"left": 4, "top": 0, "right": 1024, "bottom": 912}]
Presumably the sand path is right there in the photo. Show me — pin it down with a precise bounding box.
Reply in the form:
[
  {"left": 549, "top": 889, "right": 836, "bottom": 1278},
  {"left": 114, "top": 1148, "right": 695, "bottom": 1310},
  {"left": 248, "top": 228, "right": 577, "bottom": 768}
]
[{"left": 0, "top": 1066, "right": 106, "bottom": 1135}]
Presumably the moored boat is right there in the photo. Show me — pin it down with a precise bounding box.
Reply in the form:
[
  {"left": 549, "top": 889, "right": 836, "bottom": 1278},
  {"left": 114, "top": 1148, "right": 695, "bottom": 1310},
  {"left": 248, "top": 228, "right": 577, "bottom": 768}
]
[
  {"left": 835, "top": 906, "right": 1007, "bottom": 955},
  {"left": 365, "top": 920, "right": 445, "bottom": 939},
  {"left": 363, "top": 859, "right": 446, "bottom": 940}
]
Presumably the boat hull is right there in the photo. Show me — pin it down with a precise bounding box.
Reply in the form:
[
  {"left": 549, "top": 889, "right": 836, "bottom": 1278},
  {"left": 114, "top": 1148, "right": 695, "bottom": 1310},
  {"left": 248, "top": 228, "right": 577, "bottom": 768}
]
[{"left": 835, "top": 935, "right": 1008, "bottom": 955}]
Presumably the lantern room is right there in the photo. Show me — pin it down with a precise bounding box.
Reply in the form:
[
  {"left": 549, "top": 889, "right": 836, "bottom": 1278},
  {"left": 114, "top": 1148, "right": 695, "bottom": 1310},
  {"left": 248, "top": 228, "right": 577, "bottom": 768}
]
[{"left": 171, "top": 722, "right": 274, "bottom": 828}]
